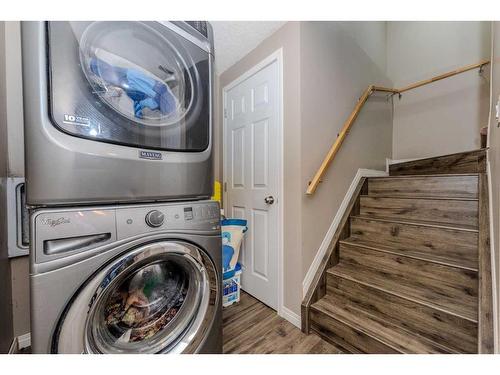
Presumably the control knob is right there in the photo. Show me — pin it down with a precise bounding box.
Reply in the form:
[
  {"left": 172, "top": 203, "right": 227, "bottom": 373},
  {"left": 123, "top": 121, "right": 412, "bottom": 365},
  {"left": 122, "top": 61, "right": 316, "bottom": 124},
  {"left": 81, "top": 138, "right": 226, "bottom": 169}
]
[{"left": 145, "top": 210, "right": 165, "bottom": 228}]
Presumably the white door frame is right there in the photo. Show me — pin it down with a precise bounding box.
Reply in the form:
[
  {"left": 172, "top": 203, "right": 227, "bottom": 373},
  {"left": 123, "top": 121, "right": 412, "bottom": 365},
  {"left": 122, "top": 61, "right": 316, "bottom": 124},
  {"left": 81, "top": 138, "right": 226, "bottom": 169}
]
[{"left": 222, "top": 48, "right": 291, "bottom": 325}]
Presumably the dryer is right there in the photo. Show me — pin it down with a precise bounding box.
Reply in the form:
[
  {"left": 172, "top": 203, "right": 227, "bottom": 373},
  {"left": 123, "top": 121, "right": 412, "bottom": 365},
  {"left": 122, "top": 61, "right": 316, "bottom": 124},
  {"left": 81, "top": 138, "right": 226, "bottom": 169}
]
[
  {"left": 21, "top": 21, "right": 214, "bottom": 206},
  {"left": 30, "top": 200, "right": 221, "bottom": 354}
]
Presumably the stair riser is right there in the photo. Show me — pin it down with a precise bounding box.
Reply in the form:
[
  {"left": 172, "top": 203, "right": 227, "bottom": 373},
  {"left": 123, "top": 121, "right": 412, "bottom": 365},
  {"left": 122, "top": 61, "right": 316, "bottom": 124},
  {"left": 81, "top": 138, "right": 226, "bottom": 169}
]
[
  {"left": 359, "top": 196, "right": 478, "bottom": 227},
  {"left": 350, "top": 217, "right": 478, "bottom": 269},
  {"left": 310, "top": 310, "right": 399, "bottom": 354},
  {"left": 368, "top": 176, "right": 478, "bottom": 199},
  {"left": 389, "top": 150, "right": 486, "bottom": 176},
  {"left": 338, "top": 243, "right": 478, "bottom": 321},
  {"left": 326, "top": 273, "right": 478, "bottom": 353}
]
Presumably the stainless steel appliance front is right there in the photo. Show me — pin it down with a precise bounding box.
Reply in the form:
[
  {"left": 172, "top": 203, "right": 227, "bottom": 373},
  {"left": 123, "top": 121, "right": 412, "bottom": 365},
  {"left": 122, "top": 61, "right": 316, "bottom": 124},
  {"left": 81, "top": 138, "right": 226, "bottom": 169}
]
[
  {"left": 30, "top": 200, "right": 222, "bottom": 354},
  {"left": 22, "top": 21, "right": 214, "bottom": 206}
]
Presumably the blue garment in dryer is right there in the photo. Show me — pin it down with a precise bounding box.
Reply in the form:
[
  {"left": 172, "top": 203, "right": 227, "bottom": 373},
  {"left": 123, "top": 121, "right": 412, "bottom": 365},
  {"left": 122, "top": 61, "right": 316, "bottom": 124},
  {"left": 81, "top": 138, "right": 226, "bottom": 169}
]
[{"left": 89, "top": 57, "right": 177, "bottom": 119}]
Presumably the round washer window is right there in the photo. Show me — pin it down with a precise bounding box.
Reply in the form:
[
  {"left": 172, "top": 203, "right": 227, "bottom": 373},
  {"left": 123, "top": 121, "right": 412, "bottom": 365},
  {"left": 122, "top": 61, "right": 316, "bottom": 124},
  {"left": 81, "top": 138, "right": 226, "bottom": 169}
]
[
  {"left": 79, "top": 21, "right": 194, "bottom": 127},
  {"left": 52, "top": 241, "right": 218, "bottom": 354},
  {"left": 85, "top": 254, "right": 204, "bottom": 353}
]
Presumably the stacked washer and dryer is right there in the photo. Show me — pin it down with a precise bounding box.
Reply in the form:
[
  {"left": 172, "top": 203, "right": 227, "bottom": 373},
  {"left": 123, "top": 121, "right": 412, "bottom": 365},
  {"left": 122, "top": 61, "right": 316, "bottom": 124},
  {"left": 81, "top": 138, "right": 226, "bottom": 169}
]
[{"left": 21, "top": 21, "right": 222, "bottom": 353}]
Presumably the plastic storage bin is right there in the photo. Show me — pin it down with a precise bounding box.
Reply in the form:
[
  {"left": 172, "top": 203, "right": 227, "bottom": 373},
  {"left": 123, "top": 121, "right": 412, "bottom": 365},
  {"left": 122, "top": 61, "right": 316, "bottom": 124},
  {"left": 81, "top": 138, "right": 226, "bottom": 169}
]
[{"left": 222, "top": 263, "right": 242, "bottom": 307}]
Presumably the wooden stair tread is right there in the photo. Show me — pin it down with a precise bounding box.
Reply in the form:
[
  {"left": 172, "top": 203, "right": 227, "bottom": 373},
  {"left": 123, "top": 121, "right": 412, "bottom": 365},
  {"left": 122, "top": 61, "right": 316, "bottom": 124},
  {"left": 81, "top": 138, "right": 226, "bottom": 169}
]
[
  {"left": 354, "top": 214, "right": 478, "bottom": 232},
  {"left": 369, "top": 173, "right": 481, "bottom": 179},
  {"left": 367, "top": 175, "right": 478, "bottom": 199},
  {"left": 349, "top": 216, "right": 478, "bottom": 270},
  {"left": 361, "top": 194, "right": 478, "bottom": 201},
  {"left": 311, "top": 294, "right": 455, "bottom": 353},
  {"left": 388, "top": 149, "right": 486, "bottom": 176},
  {"left": 328, "top": 261, "right": 478, "bottom": 322},
  {"left": 326, "top": 274, "right": 478, "bottom": 353},
  {"left": 340, "top": 236, "right": 478, "bottom": 271},
  {"left": 359, "top": 195, "right": 478, "bottom": 228}
]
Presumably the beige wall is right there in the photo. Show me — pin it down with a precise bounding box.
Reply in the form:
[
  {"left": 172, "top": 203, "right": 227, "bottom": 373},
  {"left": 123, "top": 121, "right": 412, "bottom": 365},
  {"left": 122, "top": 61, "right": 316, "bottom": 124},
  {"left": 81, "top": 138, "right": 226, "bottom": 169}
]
[
  {"left": 1, "top": 21, "right": 29, "bottom": 350},
  {"left": 217, "top": 22, "right": 393, "bottom": 314},
  {"left": 0, "top": 21, "right": 14, "bottom": 353},
  {"left": 388, "top": 21, "right": 491, "bottom": 159},
  {"left": 10, "top": 256, "right": 30, "bottom": 337},
  {"left": 299, "top": 22, "right": 393, "bottom": 278},
  {"left": 3, "top": 21, "right": 24, "bottom": 177},
  {"left": 337, "top": 21, "right": 387, "bottom": 73},
  {"left": 487, "top": 21, "right": 500, "bottom": 352},
  {"left": 217, "top": 22, "right": 303, "bottom": 314}
]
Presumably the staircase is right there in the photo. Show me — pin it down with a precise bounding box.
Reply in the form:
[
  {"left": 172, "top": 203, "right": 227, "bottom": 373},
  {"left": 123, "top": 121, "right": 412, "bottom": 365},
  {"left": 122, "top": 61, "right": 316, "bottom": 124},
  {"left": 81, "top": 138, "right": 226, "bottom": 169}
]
[{"left": 303, "top": 150, "right": 494, "bottom": 353}]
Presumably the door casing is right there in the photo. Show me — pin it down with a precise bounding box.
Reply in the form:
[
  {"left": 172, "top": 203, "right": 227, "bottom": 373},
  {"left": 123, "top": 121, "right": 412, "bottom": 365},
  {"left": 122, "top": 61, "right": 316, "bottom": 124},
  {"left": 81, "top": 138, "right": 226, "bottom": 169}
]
[{"left": 222, "top": 48, "right": 286, "bottom": 322}]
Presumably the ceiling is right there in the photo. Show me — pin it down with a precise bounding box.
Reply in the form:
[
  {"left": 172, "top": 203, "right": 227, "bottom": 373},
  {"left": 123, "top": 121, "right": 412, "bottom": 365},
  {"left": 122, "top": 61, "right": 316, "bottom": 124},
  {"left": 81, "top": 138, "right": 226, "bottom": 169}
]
[{"left": 210, "top": 21, "right": 286, "bottom": 74}]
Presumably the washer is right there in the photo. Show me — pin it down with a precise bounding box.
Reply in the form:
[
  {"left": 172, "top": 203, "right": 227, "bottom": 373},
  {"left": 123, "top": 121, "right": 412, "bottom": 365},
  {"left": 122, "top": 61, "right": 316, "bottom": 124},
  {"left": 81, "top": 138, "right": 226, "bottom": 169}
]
[
  {"left": 21, "top": 21, "right": 215, "bottom": 206},
  {"left": 30, "top": 200, "right": 221, "bottom": 354}
]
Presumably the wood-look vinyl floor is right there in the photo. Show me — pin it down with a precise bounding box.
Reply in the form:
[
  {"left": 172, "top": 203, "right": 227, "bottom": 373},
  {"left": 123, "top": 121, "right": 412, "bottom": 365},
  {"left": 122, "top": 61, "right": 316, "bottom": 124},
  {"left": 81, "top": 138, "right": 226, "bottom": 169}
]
[{"left": 223, "top": 291, "right": 343, "bottom": 354}]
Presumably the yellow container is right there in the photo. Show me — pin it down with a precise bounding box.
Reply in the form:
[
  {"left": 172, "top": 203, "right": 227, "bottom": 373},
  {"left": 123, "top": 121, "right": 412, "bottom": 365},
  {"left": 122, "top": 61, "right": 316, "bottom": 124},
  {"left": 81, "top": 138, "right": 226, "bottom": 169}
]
[{"left": 211, "top": 180, "right": 222, "bottom": 204}]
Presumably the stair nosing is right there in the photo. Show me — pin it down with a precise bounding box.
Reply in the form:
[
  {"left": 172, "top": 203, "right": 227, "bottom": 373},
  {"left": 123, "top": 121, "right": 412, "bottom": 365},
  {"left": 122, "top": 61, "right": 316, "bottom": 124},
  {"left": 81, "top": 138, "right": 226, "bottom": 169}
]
[
  {"left": 310, "top": 302, "right": 406, "bottom": 354},
  {"left": 311, "top": 295, "right": 457, "bottom": 354},
  {"left": 368, "top": 173, "right": 480, "bottom": 179},
  {"left": 339, "top": 238, "right": 479, "bottom": 272},
  {"left": 352, "top": 214, "right": 479, "bottom": 233},
  {"left": 360, "top": 194, "right": 479, "bottom": 202},
  {"left": 327, "top": 265, "right": 479, "bottom": 324}
]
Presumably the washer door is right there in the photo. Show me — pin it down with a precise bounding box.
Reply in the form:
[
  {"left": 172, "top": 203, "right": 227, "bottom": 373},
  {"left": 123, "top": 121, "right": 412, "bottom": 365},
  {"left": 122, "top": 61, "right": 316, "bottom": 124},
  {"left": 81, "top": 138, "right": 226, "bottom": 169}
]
[{"left": 53, "top": 241, "right": 219, "bottom": 354}]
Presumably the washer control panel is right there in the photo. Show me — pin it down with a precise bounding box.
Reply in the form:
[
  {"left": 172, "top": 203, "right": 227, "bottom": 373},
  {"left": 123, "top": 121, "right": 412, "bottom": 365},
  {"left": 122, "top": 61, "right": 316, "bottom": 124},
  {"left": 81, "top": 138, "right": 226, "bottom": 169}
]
[{"left": 116, "top": 200, "right": 220, "bottom": 240}]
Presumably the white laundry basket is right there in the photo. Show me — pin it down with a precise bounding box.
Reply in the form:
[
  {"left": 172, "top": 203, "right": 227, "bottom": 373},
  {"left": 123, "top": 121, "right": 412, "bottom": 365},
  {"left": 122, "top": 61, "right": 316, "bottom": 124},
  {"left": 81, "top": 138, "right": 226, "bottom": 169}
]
[{"left": 222, "top": 263, "right": 242, "bottom": 307}]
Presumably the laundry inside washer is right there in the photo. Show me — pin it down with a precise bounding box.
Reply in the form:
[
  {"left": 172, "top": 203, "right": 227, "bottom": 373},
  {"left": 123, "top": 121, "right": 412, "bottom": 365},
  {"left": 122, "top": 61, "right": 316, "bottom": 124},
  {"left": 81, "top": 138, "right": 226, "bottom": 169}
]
[{"left": 100, "top": 261, "right": 189, "bottom": 343}]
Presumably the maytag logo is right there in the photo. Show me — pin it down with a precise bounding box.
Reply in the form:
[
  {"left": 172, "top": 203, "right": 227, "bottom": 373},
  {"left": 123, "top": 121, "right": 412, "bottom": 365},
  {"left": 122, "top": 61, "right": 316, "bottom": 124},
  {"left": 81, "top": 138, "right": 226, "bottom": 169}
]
[
  {"left": 139, "top": 150, "right": 163, "bottom": 160},
  {"left": 41, "top": 217, "right": 71, "bottom": 227}
]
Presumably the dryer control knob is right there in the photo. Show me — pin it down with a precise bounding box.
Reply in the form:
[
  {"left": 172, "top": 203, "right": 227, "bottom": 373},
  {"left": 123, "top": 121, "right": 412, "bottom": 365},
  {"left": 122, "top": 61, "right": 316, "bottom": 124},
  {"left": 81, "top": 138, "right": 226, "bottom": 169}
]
[{"left": 145, "top": 210, "right": 165, "bottom": 228}]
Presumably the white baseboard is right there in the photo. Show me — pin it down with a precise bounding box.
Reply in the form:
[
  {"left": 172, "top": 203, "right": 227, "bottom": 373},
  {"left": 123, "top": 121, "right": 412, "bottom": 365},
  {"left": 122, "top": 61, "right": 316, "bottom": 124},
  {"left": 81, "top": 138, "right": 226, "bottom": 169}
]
[
  {"left": 8, "top": 338, "right": 17, "bottom": 354},
  {"left": 280, "top": 306, "right": 301, "bottom": 329},
  {"left": 385, "top": 157, "right": 420, "bottom": 173},
  {"left": 6, "top": 332, "right": 30, "bottom": 354},
  {"left": 17, "top": 332, "right": 31, "bottom": 350},
  {"left": 302, "top": 168, "right": 388, "bottom": 298}
]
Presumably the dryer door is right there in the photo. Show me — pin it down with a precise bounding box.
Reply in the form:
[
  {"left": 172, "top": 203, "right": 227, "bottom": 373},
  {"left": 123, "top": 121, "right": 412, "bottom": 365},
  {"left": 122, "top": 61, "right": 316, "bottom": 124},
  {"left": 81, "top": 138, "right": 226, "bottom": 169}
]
[
  {"left": 53, "top": 241, "right": 219, "bottom": 353},
  {"left": 47, "top": 21, "right": 211, "bottom": 151}
]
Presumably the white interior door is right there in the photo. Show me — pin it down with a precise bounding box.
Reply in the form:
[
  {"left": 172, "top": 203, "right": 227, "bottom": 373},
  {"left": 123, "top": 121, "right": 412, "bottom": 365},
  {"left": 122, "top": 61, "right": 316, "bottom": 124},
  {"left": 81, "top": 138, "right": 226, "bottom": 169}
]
[{"left": 224, "top": 57, "right": 281, "bottom": 310}]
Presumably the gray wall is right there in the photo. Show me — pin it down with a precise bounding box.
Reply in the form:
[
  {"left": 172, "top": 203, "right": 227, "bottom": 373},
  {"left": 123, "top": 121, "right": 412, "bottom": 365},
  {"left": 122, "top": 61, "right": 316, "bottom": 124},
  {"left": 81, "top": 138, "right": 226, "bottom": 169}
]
[
  {"left": 388, "top": 21, "right": 491, "bottom": 159},
  {"left": 487, "top": 21, "right": 500, "bottom": 352},
  {"left": 0, "top": 21, "right": 14, "bottom": 353},
  {"left": 299, "top": 22, "right": 393, "bottom": 280}
]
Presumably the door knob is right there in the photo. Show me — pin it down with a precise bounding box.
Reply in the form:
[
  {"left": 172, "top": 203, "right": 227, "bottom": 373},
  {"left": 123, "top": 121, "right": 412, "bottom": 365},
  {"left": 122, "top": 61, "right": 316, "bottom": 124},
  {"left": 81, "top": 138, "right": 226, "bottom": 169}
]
[{"left": 264, "top": 196, "right": 275, "bottom": 205}]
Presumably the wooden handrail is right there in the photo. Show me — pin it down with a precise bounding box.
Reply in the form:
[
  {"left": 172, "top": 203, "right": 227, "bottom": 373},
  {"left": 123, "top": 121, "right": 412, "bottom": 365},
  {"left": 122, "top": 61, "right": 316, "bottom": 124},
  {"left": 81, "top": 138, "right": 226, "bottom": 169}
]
[
  {"left": 306, "top": 60, "right": 490, "bottom": 195},
  {"left": 397, "top": 59, "right": 490, "bottom": 93}
]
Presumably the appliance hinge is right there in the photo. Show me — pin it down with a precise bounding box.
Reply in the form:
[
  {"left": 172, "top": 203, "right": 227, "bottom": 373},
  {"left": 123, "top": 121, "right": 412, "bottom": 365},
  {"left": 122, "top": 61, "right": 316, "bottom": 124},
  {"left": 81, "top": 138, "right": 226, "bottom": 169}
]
[
  {"left": 224, "top": 108, "right": 228, "bottom": 119},
  {"left": 224, "top": 182, "right": 227, "bottom": 192}
]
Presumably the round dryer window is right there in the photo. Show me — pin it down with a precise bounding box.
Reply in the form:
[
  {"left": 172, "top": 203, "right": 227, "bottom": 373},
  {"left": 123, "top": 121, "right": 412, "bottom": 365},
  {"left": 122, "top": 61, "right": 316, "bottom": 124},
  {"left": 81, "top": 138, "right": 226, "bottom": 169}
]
[
  {"left": 53, "top": 241, "right": 219, "bottom": 354},
  {"left": 79, "top": 21, "right": 194, "bottom": 127}
]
